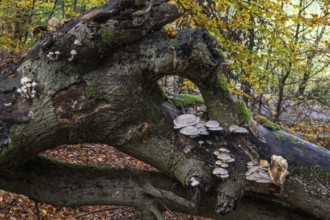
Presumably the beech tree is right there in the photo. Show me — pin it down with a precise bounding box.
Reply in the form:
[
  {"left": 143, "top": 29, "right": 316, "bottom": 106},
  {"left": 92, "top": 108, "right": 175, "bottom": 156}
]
[{"left": 0, "top": 1, "right": 329, "bottom": 219}]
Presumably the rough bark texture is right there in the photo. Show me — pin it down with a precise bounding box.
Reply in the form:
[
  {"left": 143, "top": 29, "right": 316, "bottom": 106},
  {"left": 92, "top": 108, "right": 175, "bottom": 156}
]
[{"left": 0, "top": 1, "right": 329, "bottom": 219}]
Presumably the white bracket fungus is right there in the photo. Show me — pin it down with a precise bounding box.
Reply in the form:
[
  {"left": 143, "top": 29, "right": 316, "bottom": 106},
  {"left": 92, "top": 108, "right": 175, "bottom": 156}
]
[
  {"left": 47, "top": 51, "right": 60, "bottom": 61},
  {"left": 205, "top": 120, "right": 223, "bottom": 131},
  {"left": 17, "top": 77, "right": 38, "bottom": 99},
  {"left": 68, "top": 49, "right": 77, "bottom": 62},
  {"left": 213, "top": 147, "right": 235, "bottom": 179},
  {"left": 173, "top": 114, "right": 223, "bottom": 137},
  {"left": 268, "top": 155, "right": 289, "bottom": 186},
  {"left": 245, "top": 159, "right": 272, "bottom": 183},
  {"left": 179, "top": 126, "right": 199, "bottom": 136},
  {"left": 189, "top": 176, "right": 200, "bottom": 187},
  {"left": 213, "top": 167, "right": 229, "bottom": 179},
  {"left": 174, "top": 114, "right": 200, "bottom": 128},
  {"left": 229, "top": 125, "right": 249, "bottom": 134}
]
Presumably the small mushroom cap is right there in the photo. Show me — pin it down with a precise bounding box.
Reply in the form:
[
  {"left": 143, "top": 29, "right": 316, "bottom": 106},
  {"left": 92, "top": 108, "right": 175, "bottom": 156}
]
[
  {"left": 198, "top": 140, "right": 204, "bottom": 145},
  {"left": 245, "top": 170, "right": 254, "bottom": 176},
  {"left": 48, "top": 51, "right": 55, "bottom": 55},
  {"left": 225, "top": 157, "right": 235, "bottom": 163},
  {"left": 21, "top": 77, "right": 32, "bottom": 84},
  {"left": 212, "top": 167, "right": 228, "bottom": 175},
  {"left": 258, "top": 171, "right": 270, "bottom": 179},
  {"left": 229, "top": 125, "right": 249, "bottom": 133},
  {"left": 195, "top": 121, "right": 205, "bottom": 128},
  {"left": 190, "top": 176, "right": 196, "bottom": 182},
  {"left": 27, "top": 83, "right": 32, "bottom": 87},
  {"left": 247, "top": 166, "right": 259, "bottom": 173},
  {"left": 213, "top": 150, "right": 220, "bottom": 156},
  {"left": 219, "top": 147, "right": 230, "bottom": 153},
  {"left": 70, "top": 49, "right": 77, "bottom": 55},
  {"left": 246, "top": 174, "right": 260, "bottom": 181},
  {"left": 17, "top": 88, "right": 22, "bottom": 93},
  {"left": 205, "top": 120, "right": 220, "bottom": 128},
  {"left": 197, "top": 126, "right": 208, "bottom": 131},
  {"left": 255, "top": 178, "right": 272, "bottom": 183},
  {"left": 208, "top": 126, "right": 224, "bottom": 131},
  {"left": 215, "top": 160, "right": 223, "bottom": 165},
  {"left": 179, "top": 126, "right": 199, "bottom": 136},
  {"left": 173, "top": 114, "right": 199, "bottom": 127},
  {"left": 32, "top": 82, "right": 37, "bottom": 87},
  {"left": 74, "top": 39, "right": 82, "bottom": 45},
  {"left": 199, "top": 130, "right": 209, "bottom": 135},
  {"left": 220, "top": 162, "right": 229, "bottom": 168},
  {"left": 258, "top": 166, "right": 268, "bottom": 171},
  {"left": 55, "top": 51, "right": 61, "bottom": 55},
  {"left": 220, "top": 173, "right": 229, "bottom": 178},
  {"left": 247, "top": 161, "right": 258, "bottom": 166},
  {"left": 191, "top": 180, "right": 200, "bottom": 186},
  {"left": 217, "top": 153, "right": 231, "bottom": 160}
]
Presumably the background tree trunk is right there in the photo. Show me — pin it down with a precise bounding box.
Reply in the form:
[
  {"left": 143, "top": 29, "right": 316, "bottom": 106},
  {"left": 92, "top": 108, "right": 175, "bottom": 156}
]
[{"left": 0, "top": 1, "right": 329, "bottom": 219}]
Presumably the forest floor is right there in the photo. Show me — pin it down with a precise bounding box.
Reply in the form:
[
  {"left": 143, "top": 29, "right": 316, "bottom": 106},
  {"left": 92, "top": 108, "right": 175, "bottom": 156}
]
[{"left": 0, "top": 144, "right": 211, "bottom": 220}]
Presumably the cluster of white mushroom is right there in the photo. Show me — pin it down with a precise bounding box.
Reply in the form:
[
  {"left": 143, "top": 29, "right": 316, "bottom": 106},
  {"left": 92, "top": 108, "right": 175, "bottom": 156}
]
[
  {"left": 212, "top": 147, "right": 235, "bottom": 179},
  {"left": 46, "top": 39, "right": 81, "bottom": 62},
  {"left": 245, "top": 160, "right": 272, "bottom": 183},
  {"left": 67, "top": 39, "right": 82, "bottom": 62},
  {"left": 189, "top": 176, "right": 200, "bottom": 187},
  {"left": 47, "top": 51, "right": 61, "bottom": 61},
  {"left": 173, "top": 114, "right": 223, "bottom": 137},
  {"left": 17, "top": 77, "right": 37, "bottom": 99}
]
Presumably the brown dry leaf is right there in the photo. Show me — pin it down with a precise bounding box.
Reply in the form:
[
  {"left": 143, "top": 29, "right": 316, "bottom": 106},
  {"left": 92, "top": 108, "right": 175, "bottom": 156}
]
[{"left": 32, "top": 25, "right": 48, "bottom": 36}]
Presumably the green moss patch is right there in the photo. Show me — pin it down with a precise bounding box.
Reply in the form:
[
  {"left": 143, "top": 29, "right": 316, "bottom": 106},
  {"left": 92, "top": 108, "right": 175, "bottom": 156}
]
[
  {"left": 9, "top": 132, "right": 25, "bottom": 148},
  {"left": 170, "top": 94, "right": 204, "bottom": 107},
  {"left": 255, "top": 115, "right": 281, "bottom": 131},
  {"left": 217, "top": 75, "right": 230, "bottom": 98},
  {"left": 237, "top": 100, "right": 251, "bottom": 122},
  {"left": 86, "top": 85, "right": 100, "bottom": 99},
  {"left": 293, "top": 165, "right": 330, "bottom": 182},
  {"left": 100, "top": 26, "right": 120, "bottom": 47},
  {"left": 275, "top": 134, "right": 285, "bottom": 140}
]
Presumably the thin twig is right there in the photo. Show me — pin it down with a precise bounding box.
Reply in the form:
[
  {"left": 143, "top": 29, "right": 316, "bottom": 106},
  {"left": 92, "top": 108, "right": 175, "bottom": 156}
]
[{"left": 74, "top": 207, "right": 119, "bottom": 218}]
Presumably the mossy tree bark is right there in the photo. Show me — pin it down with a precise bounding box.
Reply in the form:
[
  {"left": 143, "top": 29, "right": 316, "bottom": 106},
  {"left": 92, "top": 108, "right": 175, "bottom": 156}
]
[{"left": 0, "top": 1, "right": 329, "bottom": 219}]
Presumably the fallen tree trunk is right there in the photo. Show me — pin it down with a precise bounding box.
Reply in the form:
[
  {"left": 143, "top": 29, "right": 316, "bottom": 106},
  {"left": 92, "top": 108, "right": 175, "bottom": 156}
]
[{"left": 0, "top": 0, "right": 329, "bottom": 219}]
